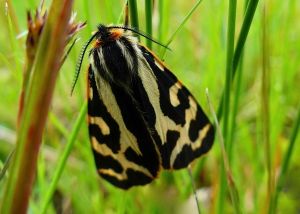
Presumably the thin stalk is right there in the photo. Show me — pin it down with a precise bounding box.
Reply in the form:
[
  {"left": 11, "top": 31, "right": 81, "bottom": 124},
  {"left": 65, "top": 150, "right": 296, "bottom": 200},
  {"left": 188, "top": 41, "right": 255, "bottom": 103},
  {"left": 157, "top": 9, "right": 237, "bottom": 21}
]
[
  {"left": 145, "top": 0, "right": 153, "bottom": 49},
  {"left": 128, "top": 0, "right": 139, "bottom": 38},
  {"left": 261, "top": 5, "right": 274, "bottom": 213},
  {"left": 218, "top": 0, "right": 237, "bottom": 213},
  {"left": 206, "top": 89, "right": 241, "bottom": 214},
  {"left": 158, "top": 0, "right": 170, "bottom": 44},
  {"left": 0, "top": 1, "right": 74, "bottom": 213},
  {"left": 40, "top": 102, "right": 87, "bottom": 213}
]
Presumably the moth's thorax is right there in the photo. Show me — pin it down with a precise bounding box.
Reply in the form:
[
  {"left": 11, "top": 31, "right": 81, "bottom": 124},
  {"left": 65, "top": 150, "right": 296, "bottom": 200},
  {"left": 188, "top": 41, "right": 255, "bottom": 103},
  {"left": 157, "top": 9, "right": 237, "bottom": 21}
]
[{"left": 89, "top": 27, "right": 139, "bottom": 90}]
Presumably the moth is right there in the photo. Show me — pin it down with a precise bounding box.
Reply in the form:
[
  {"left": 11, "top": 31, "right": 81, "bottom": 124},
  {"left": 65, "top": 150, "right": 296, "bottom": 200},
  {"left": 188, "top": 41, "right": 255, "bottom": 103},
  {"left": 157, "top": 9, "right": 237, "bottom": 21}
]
[{"left": 73, "top": 24, "right": 215, "bottom": 189}]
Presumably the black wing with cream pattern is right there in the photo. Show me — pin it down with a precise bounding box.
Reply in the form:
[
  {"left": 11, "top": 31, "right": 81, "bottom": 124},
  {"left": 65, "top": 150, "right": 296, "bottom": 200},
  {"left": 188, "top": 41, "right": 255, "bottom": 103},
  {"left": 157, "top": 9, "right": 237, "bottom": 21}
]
[{"left": 86, "top": 25, "right": 214, "bottom": 189}]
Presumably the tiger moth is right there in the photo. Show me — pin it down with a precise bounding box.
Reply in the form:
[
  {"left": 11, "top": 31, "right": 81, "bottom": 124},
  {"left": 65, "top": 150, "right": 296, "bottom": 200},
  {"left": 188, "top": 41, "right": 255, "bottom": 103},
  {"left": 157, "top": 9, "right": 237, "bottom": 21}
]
[{"left": 74, "top": 24, "right": 215, "bottom": 189}]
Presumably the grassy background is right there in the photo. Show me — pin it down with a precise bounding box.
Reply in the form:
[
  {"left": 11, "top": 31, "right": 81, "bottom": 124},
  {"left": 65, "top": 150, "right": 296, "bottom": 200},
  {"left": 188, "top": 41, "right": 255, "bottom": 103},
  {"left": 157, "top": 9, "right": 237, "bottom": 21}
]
[{"left": 0, "top": 0, "right": 299, "bottom": 213}]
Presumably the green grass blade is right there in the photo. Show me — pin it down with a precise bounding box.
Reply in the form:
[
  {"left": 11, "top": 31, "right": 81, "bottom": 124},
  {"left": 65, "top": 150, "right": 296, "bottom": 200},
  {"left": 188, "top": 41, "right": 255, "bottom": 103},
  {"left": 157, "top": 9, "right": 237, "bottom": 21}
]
[
  {"left": 223, "top": 0, "right": 237, "bottom": 154},
  {"left": 158, "top": 0, "right": 170, "bottom": 44},
  {"left": 206, "top": 89, "right": 241, "bottom": 214},
  {"left": 218, "top": 0, "right": 237, "bottom": 213},
  {"left": 40, "top": 102, "right": 87, "bottom": 214},
  {"left": 261, "top": 6, "right": 274, "bottom": 213},
  {"left": 217, "top": 0, "right": 260, "bottom": 120},
  {"left": 0, "top": 150, "right": 15, "bottom": 181},
  {"left": 145, "top": 0, "right": 153, "bottom": 49},
  {"left": 232, "top": 0, "right": 259, "bottom": 77},
  {"left": 128, "top": 0, "right": 139, "bottom": 37},
  {"left": 228, "top": 0, "right": 249, "bottom": 163}
]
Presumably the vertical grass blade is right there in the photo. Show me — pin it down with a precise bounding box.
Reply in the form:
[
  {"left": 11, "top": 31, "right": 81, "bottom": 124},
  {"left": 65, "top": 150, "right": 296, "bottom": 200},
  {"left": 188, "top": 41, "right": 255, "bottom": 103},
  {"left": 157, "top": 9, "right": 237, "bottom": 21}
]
[
  {"left": 128, "top": 0, "right": 139, "bottom": 37},
  {"left": 40, "top": 102, "right": 87, "bottom": 213},
  {"left": 232, "top": 0, "right": 259, "bottom": 77},
  {"left": 261, "top": 5, "right": 274, "bottom": 213},
  {"left": 145, "top": 0, "right": 153, "bottom": 49},
  {"left": 217, "top": 0, "right": 260, "bottom": 120},
  {"left": 228, "top": 0, "right": 249, "bottom": 163},
  {"left": 5, "top": 0, "right": 20, "bottom": 33},
  {"left": 0, "top": 0, "right": 74, "bottom": 213},
  {"left": 223, "top": 0, "right": 237, "bottom": 152},
  {"left": 218, "top": 0, "right": 237, "bottom": 213},
  {"left": 158, "top": 0, "right": 170, "bottom": 44},
  {"left": 206, "top": 89, "right": 241, "bottom": 214}
]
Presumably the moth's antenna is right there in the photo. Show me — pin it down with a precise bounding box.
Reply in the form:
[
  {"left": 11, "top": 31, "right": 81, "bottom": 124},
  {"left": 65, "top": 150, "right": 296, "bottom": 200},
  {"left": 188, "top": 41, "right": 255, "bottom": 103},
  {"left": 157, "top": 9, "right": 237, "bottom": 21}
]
[
  {"left": 108, "top": 26, "right": 170, "bottom": 50},
  {"left": 71, "top": 33, "right": 98, "bottom": 95}
]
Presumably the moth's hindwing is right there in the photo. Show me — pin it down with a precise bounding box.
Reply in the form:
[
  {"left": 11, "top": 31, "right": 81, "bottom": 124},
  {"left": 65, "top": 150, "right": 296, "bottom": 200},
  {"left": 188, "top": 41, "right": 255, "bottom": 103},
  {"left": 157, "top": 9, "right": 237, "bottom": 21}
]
[{"left": 86, "top": 25, "right": 214, "bottom": 189}]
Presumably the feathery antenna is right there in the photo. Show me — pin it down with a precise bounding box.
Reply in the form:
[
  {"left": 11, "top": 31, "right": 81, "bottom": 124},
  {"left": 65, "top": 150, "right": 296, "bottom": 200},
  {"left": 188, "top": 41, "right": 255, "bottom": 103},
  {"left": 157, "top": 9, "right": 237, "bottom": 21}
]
[{"left": 70, "top": 33, "right": 97, "bottom": 95}]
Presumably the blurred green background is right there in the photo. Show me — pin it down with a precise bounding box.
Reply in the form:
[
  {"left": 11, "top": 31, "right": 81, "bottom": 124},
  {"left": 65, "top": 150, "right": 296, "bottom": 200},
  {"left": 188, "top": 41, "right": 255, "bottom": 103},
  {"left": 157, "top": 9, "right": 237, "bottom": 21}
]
[{"left": 0, "top": 0, "right": 299, "bottom": 213}]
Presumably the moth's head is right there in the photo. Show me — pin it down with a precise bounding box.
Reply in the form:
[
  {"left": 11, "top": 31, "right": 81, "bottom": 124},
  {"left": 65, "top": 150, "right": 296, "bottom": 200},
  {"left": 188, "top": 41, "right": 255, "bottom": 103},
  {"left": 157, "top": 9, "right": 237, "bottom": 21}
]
[{"left": 94, "top": 25, "right": 124, "bottom": 46}]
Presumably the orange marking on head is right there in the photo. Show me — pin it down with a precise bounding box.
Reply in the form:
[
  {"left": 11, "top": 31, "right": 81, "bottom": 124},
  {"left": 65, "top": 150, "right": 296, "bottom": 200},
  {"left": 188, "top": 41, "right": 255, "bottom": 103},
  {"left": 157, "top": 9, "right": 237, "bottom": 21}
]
[
  {"left": 110, "top": 29, "right": 123, "bottom": 40},
  {"left": 92, "top": 39, "right": 102, "bottom": 48}
]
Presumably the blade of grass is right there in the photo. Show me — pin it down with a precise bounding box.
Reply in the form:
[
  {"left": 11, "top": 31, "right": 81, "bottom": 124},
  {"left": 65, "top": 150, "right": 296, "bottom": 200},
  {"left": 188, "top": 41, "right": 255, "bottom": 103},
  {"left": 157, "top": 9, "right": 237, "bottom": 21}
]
[
  {"left": 223, "top": 0, "right": 237, "bottom": 155},
  {"left": 270, "top": 105, "right": 300, "bottom": 214},
  {"left": 0, "top": 1, "right": 74, "bottom": 213},
  {"left": 261, "top": 5, "right": 274, "bottom": 213},
  {"left": 206, "top": 89, "right": 241, "bottom": 214},
  {"left": 145, "top": 0, "right": 153, "bottom": 49},
  {"left": 158, "top": 0, "right": 170, "bottom": 44},
  {"left": 6, "top": 0, "right": 20, "bottom": 33},
  {"left": 228, "top": 0, "right": 249, "bottom": 163},
  {"left": 37, "top": 149, "right": 47, "bottom": 202},
  {"left": 0, "top": 150, "right": 15, "bottom": 181},
  {"left": 40, "top": 102, "right": 87, "bottom": 213},
  {"left": 215, "top": 1, "right": 260, "bottom": 211},
  {"left": 218, "top": 0, "right": 237, "bottom": 212},
  {"left": 128, "top": 0, "right": 139, "bottom": 38},
  {"left": 217, "top": 0, "right": 260, "bottom": 120},
  {"left": 117, "top": 1, "right": 129, "bottom": 24}
]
